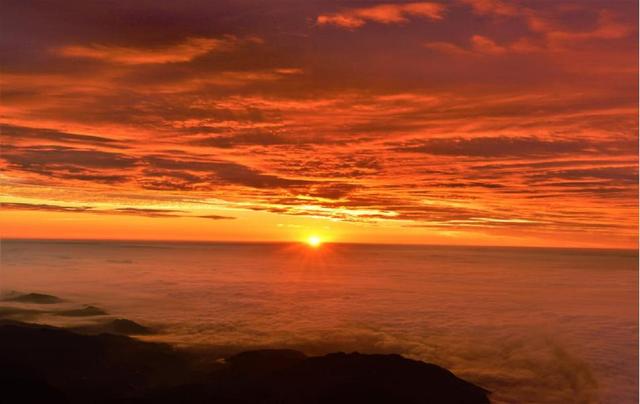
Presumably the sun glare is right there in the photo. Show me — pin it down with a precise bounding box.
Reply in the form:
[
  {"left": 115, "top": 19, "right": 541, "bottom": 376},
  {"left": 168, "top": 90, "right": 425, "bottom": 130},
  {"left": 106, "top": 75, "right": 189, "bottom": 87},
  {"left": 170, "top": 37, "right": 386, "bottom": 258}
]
[{"left": 306, "top": 235, "right": 322, "bottom": 248}]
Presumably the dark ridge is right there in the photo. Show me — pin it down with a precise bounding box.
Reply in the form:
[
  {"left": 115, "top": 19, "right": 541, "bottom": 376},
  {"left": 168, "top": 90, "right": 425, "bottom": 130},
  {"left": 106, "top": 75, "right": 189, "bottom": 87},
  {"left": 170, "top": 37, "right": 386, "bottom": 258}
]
[
  {"left": 3, "top": 293, "right": 64, "bottom": 304},
  {"left": 225, "top": 349, "right": 308, "bottom": 374},
  {"left": 0, "top": 306, "right": 44, "bottom": 320},
  {"left": 108, "top": 318, "right": 154, "bottom": 335},
  {"left": 56, "top": 306, "right": 108, "bottom": 317},
  {"left": 3, "top": 357, "right": 68, "bottom": 404},
  {"left": 0, "top": 320, "right": 195, "bottom": 404},
  {"left": 0, "top": 321, "right": 490, "bottom": 404},
  {"left": 205, "top": 350, "right": 490, "bottom": 404},
  {"left": 70, "top": 318, "right": 154, "bottom": 335}
]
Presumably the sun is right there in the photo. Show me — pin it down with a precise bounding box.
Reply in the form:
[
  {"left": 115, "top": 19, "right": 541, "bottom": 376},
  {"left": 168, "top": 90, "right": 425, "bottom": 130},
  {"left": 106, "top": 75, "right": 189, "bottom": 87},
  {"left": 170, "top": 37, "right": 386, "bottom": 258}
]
[{"left": 306, "top": 235, "right": 322, "bottom": 248}]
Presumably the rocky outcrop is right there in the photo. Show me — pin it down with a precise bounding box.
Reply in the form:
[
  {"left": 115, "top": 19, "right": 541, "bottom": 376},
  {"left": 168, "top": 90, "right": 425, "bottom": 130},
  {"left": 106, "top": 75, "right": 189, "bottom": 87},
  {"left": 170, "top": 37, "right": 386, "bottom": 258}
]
[
  {"left": 0, "top": 321, "right": 489, "bottom": 404},
  {"left": 70, "top": 318, "right": 154, "bottom": 335}
]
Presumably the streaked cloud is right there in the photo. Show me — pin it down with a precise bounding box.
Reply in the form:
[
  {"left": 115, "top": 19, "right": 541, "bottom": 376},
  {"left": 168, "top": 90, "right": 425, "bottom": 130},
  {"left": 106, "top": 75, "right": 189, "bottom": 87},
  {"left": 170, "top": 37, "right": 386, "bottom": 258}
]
[
  {"left": 393, "top": 136, "right": 635, "bottom": 157},
  {"left": 460, "top": 0, "right": 519, "bottom": 17},
  {"left": 317, "top": 2, "right": 445, "bottom": 29},
  {"left": 2, "top": 202, "right": 236, "bottom": 220},
  {"left": 0, "top": 124, "right": 125, "bottom": 148},
  {"left": 427, "top": 3, "right": 634, "bottom": 57},
  {"left": 57, "top": 37, "right": 229, "bottom": 64}
]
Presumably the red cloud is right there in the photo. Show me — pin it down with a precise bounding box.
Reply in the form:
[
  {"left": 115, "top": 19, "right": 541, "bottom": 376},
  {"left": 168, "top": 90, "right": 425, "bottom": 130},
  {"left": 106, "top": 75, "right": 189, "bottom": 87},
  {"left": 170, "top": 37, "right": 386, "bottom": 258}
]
[
  {"left": 57, "top": 37, "right": 229, "bottom": 64},
  {"left": 317, "top": 2, "right": 445, "bottom": 29}
]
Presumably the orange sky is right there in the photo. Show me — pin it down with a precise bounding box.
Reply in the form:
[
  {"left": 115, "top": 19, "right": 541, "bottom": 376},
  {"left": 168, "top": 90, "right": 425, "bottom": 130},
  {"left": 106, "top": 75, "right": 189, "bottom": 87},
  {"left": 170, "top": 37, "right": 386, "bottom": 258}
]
[{"left": 1, "top": 0, "right": 638, "bottom": 248}]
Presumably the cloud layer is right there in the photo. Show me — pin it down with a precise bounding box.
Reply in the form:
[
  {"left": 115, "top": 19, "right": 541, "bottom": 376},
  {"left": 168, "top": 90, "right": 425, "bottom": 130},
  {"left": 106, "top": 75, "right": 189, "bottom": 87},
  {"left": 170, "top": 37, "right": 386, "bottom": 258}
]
[{"left": 0, "top": 0, "right": 637, "bottom": 246}]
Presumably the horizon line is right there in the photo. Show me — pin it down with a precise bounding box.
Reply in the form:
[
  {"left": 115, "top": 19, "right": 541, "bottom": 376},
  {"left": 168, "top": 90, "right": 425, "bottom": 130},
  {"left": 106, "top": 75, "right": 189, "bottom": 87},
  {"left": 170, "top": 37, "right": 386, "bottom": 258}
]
[{"left": 1, "top": 237, "right": 637, "bottom": 252}]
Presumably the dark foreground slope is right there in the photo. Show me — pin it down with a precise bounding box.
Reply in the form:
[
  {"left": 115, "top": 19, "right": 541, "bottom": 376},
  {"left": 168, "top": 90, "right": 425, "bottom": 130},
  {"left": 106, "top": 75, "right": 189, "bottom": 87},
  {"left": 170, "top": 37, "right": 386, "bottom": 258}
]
[{"left": 0, "top": 321, "right": 489, "bottom": 404}]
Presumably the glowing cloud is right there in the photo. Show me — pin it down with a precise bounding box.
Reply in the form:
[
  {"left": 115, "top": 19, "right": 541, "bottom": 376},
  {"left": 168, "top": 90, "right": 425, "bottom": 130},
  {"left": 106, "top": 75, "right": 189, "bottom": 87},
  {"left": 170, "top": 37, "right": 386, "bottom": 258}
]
[
  {"left": 317, "top": 2, "right": 445, "bottom": 29},
  {"left": 57, "top": 37, "right": 227, "bottom": 64}
]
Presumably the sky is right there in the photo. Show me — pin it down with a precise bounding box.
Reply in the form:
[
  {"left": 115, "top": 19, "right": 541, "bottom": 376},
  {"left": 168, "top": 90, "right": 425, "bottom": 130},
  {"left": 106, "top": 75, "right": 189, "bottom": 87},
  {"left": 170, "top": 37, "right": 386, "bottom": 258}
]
[{"left": 0, "top": 0, "right": 638, "bottom": 248}]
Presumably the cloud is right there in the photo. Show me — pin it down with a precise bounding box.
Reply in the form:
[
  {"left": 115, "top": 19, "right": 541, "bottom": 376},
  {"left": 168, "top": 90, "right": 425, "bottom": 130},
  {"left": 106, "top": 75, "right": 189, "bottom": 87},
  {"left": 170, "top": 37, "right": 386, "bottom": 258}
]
[
  {"left": 144, "top": 156, "right": 313, "bottom": 189},
  {"left": 1, "top": 145, "right": 136, "bottom": 184},
  {"left": 425, "top": 35, "right": 538, "bottom": 56},
  {"left": 197, "top": 214, "right": 236, "bottom": 220},
  {"left": 302, "top": 183, "right": 362, "bottom": 200},
  {"left": 1, "top": 202, "right": 236, "bottom": 220},
  {"left": 0, "top": 0, "right": 636, "bottom": 246},
  {"left": 423, "top": 41, "right": 473, "bottom": 56},
  {"left": 428, "top": 5, "right": 634, "bottom": 57},
  {"left": 393, "top": 136, "right": 633, "bottom": 157},
  {"left": 111, "top": 207, "right": 186, "bottom": 217},
  {"left": 2, "top": 145, "right": 137, "bottom": 169},
  {"left": 56, "top": 37, "right": 228, "bottom": 64},
  {"left": 1, "top": 202, "right": 94, "bottom": 213},
  {"left": 470, "top": 35, "right": 508, "bottom": 55},
  {"left": 460, "top": 0, "right": 519, "bottom": 17},
  {"left": 317, "top": 2, "right": 445, "bottom": 29},
  {"left": 1, "top": 145, "right": 316, "bottom": 191},
  {"left": 0, "top": 202, "right": 184, "bottom": 217},
  {"left": 532, "top": 166, "right": 638, "bottom": 184},
  {"left": 0, "top": 124, "right": 125, "bottom": 148},
  {"left": 193, "top": 131, "right": 300, "bottom": 148},
  {"left": 544, "top": 11, "right": 632, "bottom": 45}
]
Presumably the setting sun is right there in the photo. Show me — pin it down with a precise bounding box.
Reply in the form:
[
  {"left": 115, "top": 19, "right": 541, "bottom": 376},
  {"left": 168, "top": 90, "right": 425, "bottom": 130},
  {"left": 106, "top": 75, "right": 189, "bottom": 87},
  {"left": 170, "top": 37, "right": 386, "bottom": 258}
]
[{"left": 306, "top": 235, "right": 322, "bottom": 248}]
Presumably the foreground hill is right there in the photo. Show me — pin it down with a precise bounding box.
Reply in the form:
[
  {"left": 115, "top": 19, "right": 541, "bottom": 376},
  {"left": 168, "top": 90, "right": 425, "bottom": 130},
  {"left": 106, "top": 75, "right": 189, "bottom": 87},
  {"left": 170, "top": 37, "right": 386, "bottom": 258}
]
[{"left": 0, "top": 320, "right": 489, "bottom": 404}]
